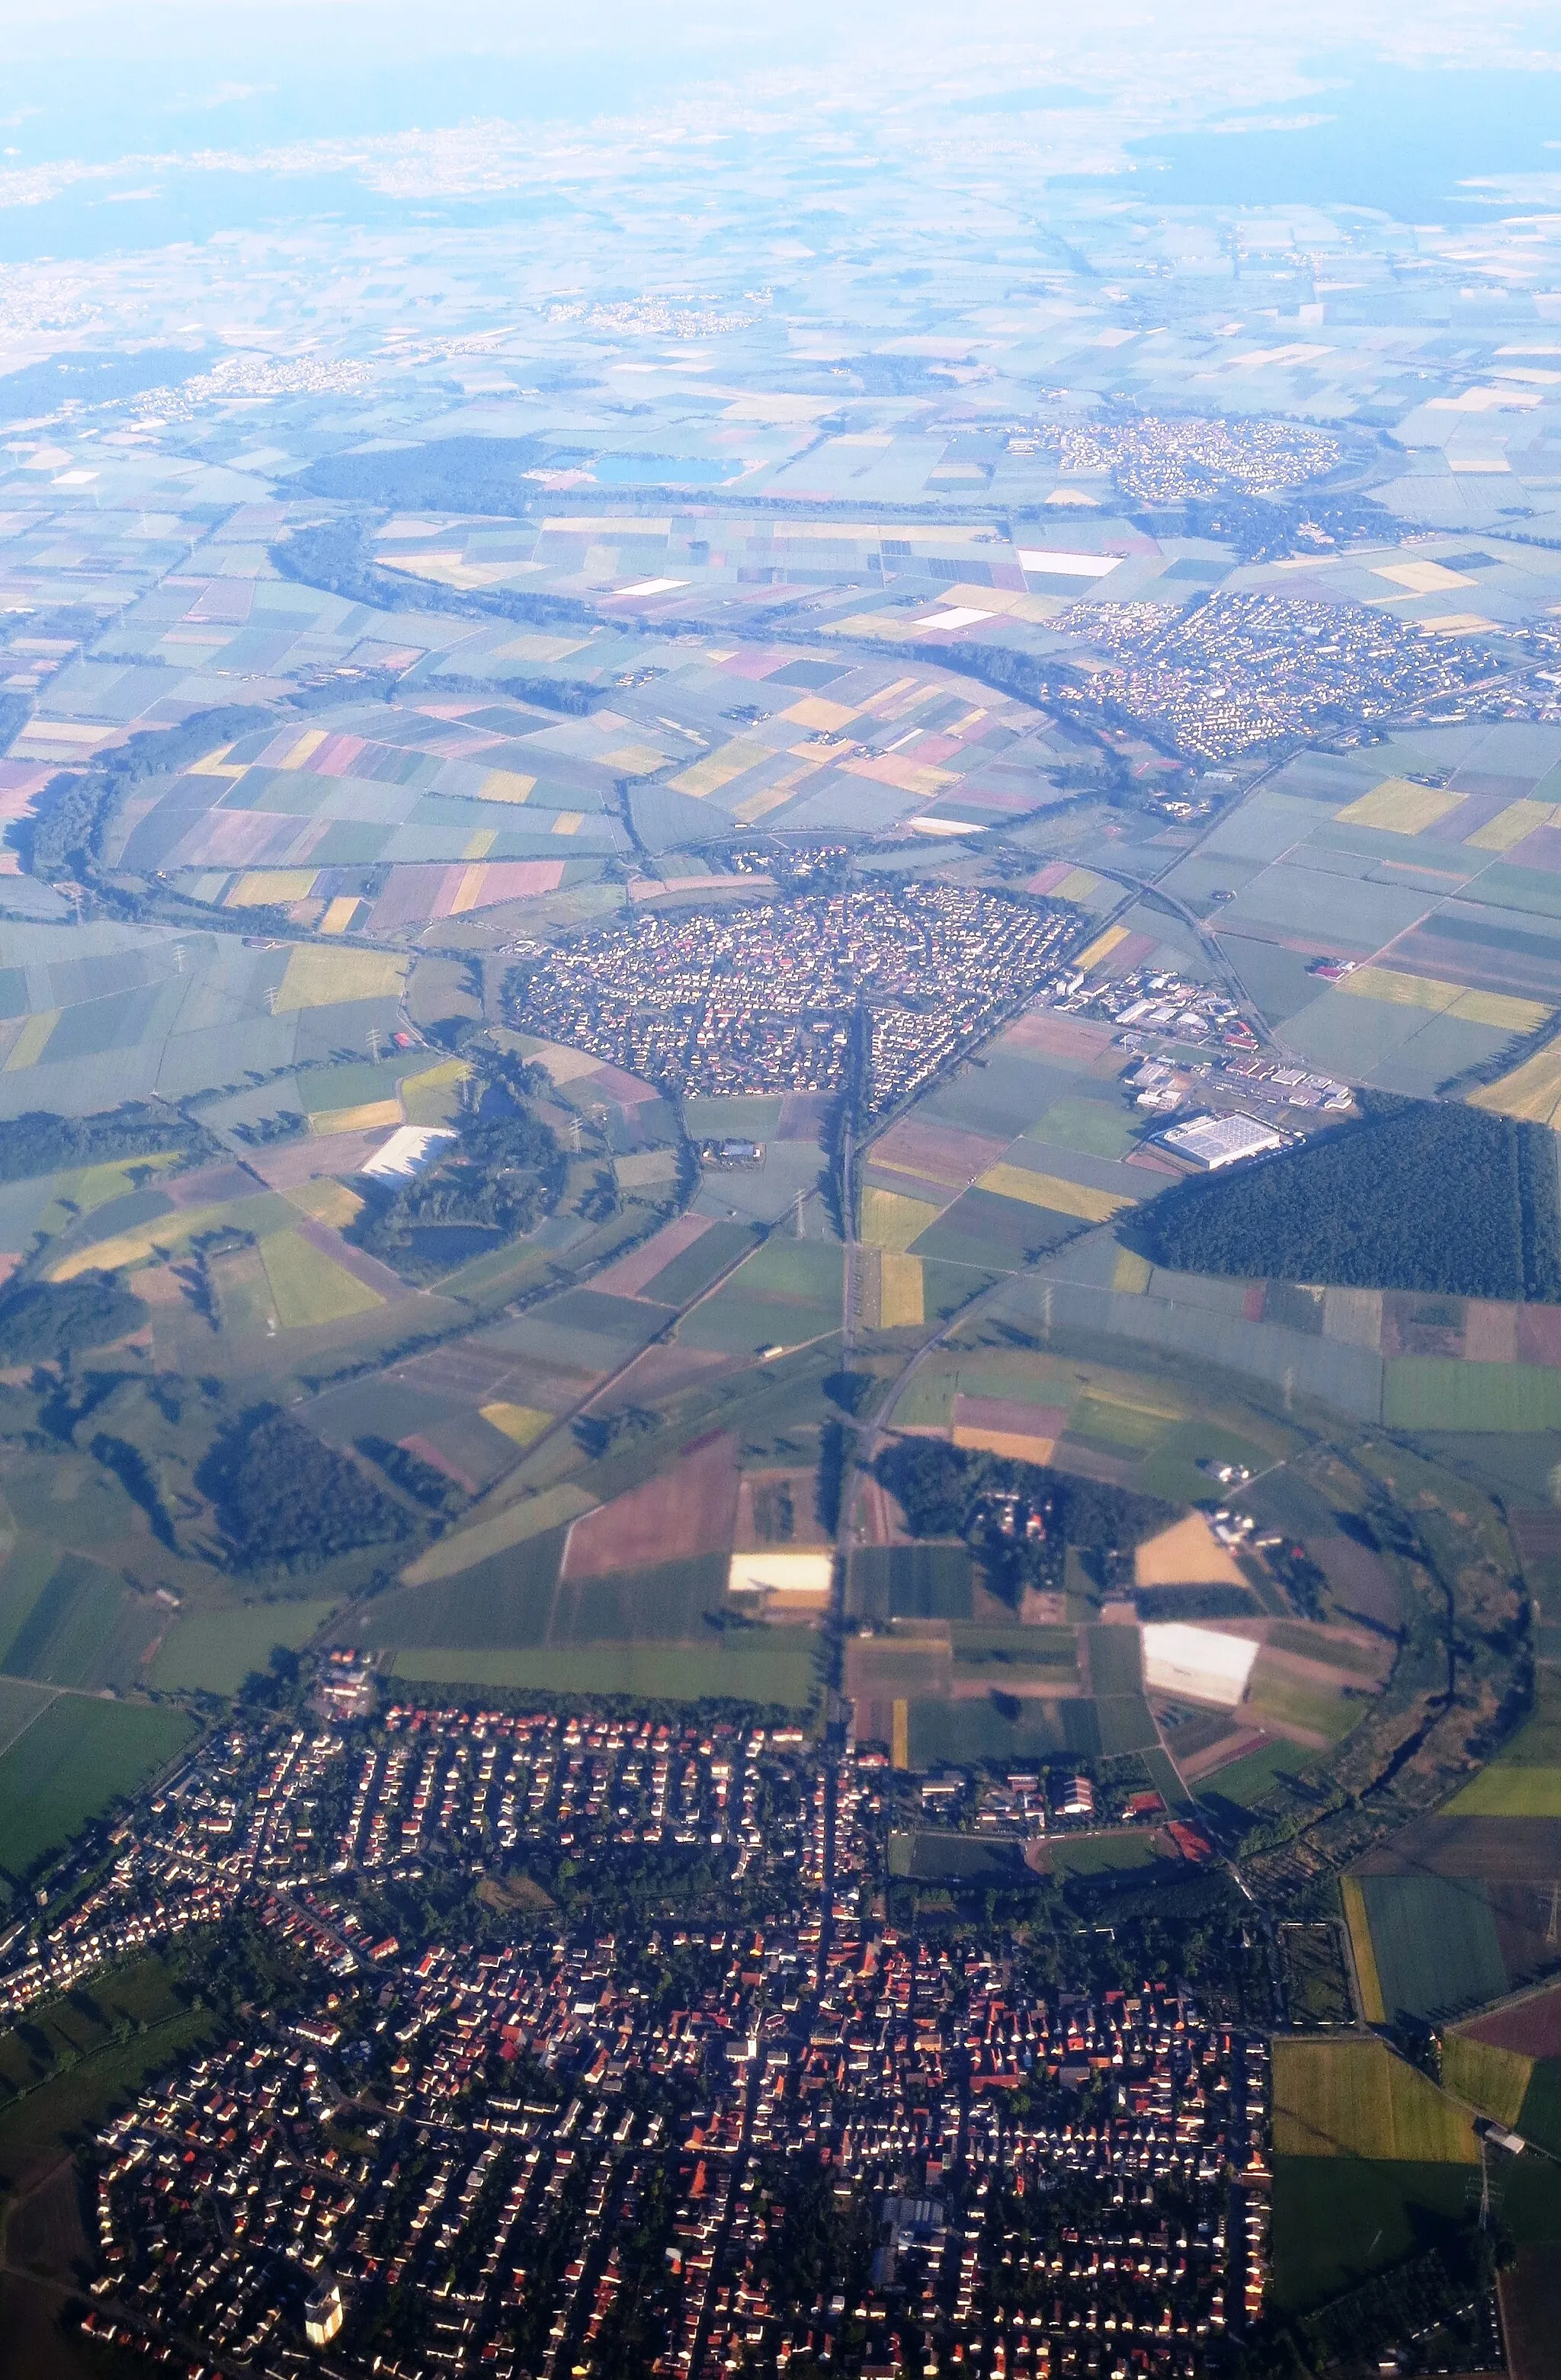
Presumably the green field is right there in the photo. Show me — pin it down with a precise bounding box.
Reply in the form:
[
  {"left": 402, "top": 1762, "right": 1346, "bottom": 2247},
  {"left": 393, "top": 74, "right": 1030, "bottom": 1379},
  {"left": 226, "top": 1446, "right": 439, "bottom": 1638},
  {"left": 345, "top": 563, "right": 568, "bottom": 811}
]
[
  {"left": 1045, "top": 1830, "right": 1163, "bottom": 1878},
  {"left": 1441, "top": 2031, "right": 1531, "bottom": 2128},
  {"left": 1197, "top": 1738, "right": 1321, "bottom": 1813},
  {"left": 1271, "top": 2159, "right": 1479, "bottom": 2311},
  {"left": 151, "top": 1599, "right": 338, "bottom": 1694},
  {"left": 639, "top": 1221, "right": 758, "bottom": 1308},
  {"left": 360, "top": 1526, "right": 569, "bottom": 1649},
  {"left": 908, "top": 1694, "right": 1101, "bottom": 1767},
  {"left": 888, "top": 1830, "right": 1024, "bottom": 1881},
  {"left": 1360, "top": 1872, "right": 1508, "bottom": 2021},
  {"left": 0, "top": 1676, "right": 55, "bottom": 1757},
  {"left": 1271, "top": 2037, "right": 1476, "bottom": 2162},
  {"left": 1383, "top": 1360, "right": 1561, "bottom": 1431},
  {"left": 260, "top": 1229, "right": 383, "bottom": 1326},
  {"left": 849, "top": 1543, "right": 973, "bottom": 1622},
  {"left": 0, "top": 1697, "right": 197, "bottom": 1884},
  {"left": 387, "top": 1631, "right": 818, "bottom": 1706},
  {"left": 1446, "top": 1671, "right": 1561, "bottom": 1811}
]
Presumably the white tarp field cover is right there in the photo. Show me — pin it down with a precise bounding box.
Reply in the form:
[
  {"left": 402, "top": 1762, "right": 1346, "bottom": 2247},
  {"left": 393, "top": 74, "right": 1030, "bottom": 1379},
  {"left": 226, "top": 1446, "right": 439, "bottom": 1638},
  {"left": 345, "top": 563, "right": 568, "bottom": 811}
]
[{"left": 1141, "top": 1622, "right": 1260, "bottom": 1709}]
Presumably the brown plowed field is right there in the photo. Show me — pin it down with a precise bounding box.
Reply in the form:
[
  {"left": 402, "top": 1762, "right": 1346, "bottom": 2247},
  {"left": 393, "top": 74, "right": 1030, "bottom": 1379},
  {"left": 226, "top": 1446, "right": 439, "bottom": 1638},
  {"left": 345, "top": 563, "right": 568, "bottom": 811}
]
[
  {"left": 593, "top": 1212, "right": 711, "bottom": 1299},
  {"left": 561, "top": 1430, "right": 739, "bottom": 1580},
  {"left": 1463, "top": 1981, "right": 1561, "bottom": 2056},
  {"left": 870, "top": 1118, "right": 1008, "bottom": 1187},
  {"left": 999, "top": 1010, "right": 1116, "bottom": 1063},
  {"left": 1354, "top": 1815, "right": 1561, "bottom": 1881}
]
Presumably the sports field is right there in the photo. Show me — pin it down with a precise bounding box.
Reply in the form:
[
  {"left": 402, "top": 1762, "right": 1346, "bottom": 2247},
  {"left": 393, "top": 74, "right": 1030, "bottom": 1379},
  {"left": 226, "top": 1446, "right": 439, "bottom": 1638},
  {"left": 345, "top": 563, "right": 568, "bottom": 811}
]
[{"left": 1271, "top": 2038, "right": 1476, "bottom": 2162}]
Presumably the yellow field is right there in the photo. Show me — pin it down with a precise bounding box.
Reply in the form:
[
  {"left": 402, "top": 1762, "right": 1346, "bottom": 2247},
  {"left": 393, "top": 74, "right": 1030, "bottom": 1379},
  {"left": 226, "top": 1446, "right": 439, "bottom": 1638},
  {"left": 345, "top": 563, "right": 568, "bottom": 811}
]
[
  {"left": 3, "top": 1010, "right": 58, "bottom": 1071},
  {"left": 489, "top": 633, "right": 592, "bottom": 666},
  {"left": 280, "top": 1178, "right": 364, "bottom": 1229},
  {"left": 474, "top": 768, "right": 536, "bottom": 803},
  {"left": 1055, "top": 867, "right": 1099, "bottom": 899},
  {"left": 479, "top": 1401, "right": 553, "bottom": 1446},
  {"left": 186, "top": 743, "right": 246, "bottom": 779},
  {"left": 599, "top": 745, "right": 668, "bottom": 777},
  {"left": 1441, "top": 2032, "right": 1532, "bottom": 2129},
  {"left": 1444, "top": 1765, "right": 1561, "bottom": 1815},
  {"left": 1133, "top": 1514, "right": 1248, "bottom": 1589},
  {"left": 977, "top": 1163, "right": 1133, "bottom": 1222},
  {"left": 668, "top": 739, "right": 770, "bottom": 799},
  {"left": 1271, "top": 2037, "right": 1476, "bottom": 2162},
  {"left": 260, "top": 1232, "right": 383, "bottom": 1328},
  {"left": 1075, "top": 923, "right": 1130, "bottom": 975},
  {"left": 783, "top": 696, "right": 859, "bottom": 732},
  {"left": 309, "top": 1099, "right": 402, "bottom": 1136},
  {"left": 319, "top": 897, "right": 361, "bottom": 935},
  {"left": 1341, "top": 967, "right": 1549, "bottom": 1035},
  {"left": 892, "top": 1698, "right": 910, "bottom": 1770},
  {"left": 50, "top": 1201, "right": 229, "bottom": 1280},
  {"left": 953, "top": 1422, "right": 1059, "bottom": 1464},
  {"left": 1465, "top": 798, "right": 1558, "bottom": 852},
  {"left": 1341, "top": 965, "right": 1461, "bottom": 1013},
  {"left": 1112, "top": 1247, "right": 1153, "bottom": 1293},
  {"left": 226, "top": 870, "right": 319, "bottom": 908},
  {"left": 879, "top": 1251, "right": 925, "bottom": 1328},
  {"left": 861, "top": 1185, "right": 942, "bottom": 1252},
  {"left": 400, "top": 1058, "right": 470, "bottom": 1099},
  {"left": 275, "top": 947, "right": 405, "bottom": 1013},
  {"left": 1343, "top": 1875, "right": 1386, "bottom": 2023},
  {"left": 1336, "top": 777, "right": 1463, "bottom": 834},
  {"left": 1470, "top": 1043, "right": 1561, "bottom": 1128},
  {"left": 277, "top": 729, "right": 328, "bottom": 770},
  {"left": 734, "top": 771, "right": 815, "bottom": 825},
  {"left": 551, "top": 812, "right": 585, "bottom": 836}
]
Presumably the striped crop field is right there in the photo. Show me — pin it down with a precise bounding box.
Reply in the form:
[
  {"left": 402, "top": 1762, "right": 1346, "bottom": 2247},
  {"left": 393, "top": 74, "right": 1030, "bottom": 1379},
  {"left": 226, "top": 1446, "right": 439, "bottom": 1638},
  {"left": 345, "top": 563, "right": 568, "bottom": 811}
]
[{"left": 1271, "top": 2038, "right": 1476, "bottom": 2162}]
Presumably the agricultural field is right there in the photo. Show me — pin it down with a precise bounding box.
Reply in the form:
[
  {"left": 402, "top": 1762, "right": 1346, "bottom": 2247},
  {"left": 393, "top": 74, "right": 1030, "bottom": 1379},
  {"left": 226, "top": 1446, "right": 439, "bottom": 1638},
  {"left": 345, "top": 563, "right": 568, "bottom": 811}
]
[
  {"left": 1348, "top": 1811, "right": 1561, "bottom": 2023},
  {"left": 1271, "top": 2037, "right": 1477, "bottom": 2163},
  {"left": 1149, "top": 725, "right": 1561, "bottom": 1100},
  {"left": 0, "top": 1696, "right": 194, "bottom": 1890}
]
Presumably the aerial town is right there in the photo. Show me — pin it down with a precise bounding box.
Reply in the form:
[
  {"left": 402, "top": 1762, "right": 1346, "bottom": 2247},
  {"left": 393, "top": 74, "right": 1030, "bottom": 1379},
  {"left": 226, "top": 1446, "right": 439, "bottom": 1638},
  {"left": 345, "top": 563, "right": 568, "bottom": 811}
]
[
  {"left": 1058, "top": 594, "right": 1509, "bottom": 759},
  {"left": 511, "top": 888, "right": 1080, "bottom": 1114},
  {"left": 14, "top": 1702, "right": 1261, "bottom": 2380}
]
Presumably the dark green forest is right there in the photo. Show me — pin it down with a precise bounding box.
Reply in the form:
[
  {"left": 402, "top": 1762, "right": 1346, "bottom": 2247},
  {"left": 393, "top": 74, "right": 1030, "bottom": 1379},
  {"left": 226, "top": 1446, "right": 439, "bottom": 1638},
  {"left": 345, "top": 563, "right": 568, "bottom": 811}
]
[
  {"left": 198, "top": 1407, "right": 409, "bottom": 1571},
  {"left": 349, "top": 1050, "right": 564, "bottom": 1282},
  {"left": 875, "top": 1438, "right": 1173, "bottom": 1601},
  {"left": 0, "top": 1272, "right": 146, "bottom": 1361},
  {"left": 1124, "top": 1093, "right": 1561, "bottom": 1299},
  {"left": 0, "top": 1101, "right": 209, "bottom": 1184}
]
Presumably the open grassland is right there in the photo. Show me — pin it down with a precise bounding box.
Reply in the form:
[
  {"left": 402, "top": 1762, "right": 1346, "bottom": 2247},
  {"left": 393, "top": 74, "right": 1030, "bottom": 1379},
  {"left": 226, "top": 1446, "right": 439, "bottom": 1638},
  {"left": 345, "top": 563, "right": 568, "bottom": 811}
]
[
  {"left": 387, "top": 1631, "right": 817, "bottom": 1706},
  {"left": 0, "top": 1698, "right": 196, "bottom": 1883},
  {"left": 1361, "top": 1872, "right": 1508, "bottom": 2021},
  {"left": 398, "top": 1486, "right": 595, "bottom": 1588},
  {"left": 1441, "top": 2031, "right": 1533, "bottom": 2128},
  {"left": 260, "top": 1230, "right": 383, "bottom": 1328},
  {"left": 1271, "top": 2160, "right": 1486, "bottom": 2313},
  {"left": 1446, "top": 1672, "right": 1561, "bottom": 1814},
  {"left": 1271, "top": 2038, "right": 1476, "bottom": 2162},
  {"left": 275, "top": 945, "right": 405, "bottom": 1012},
  {"left": 151, "top": 1599, "right": 337, "bottom": 1696}
]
